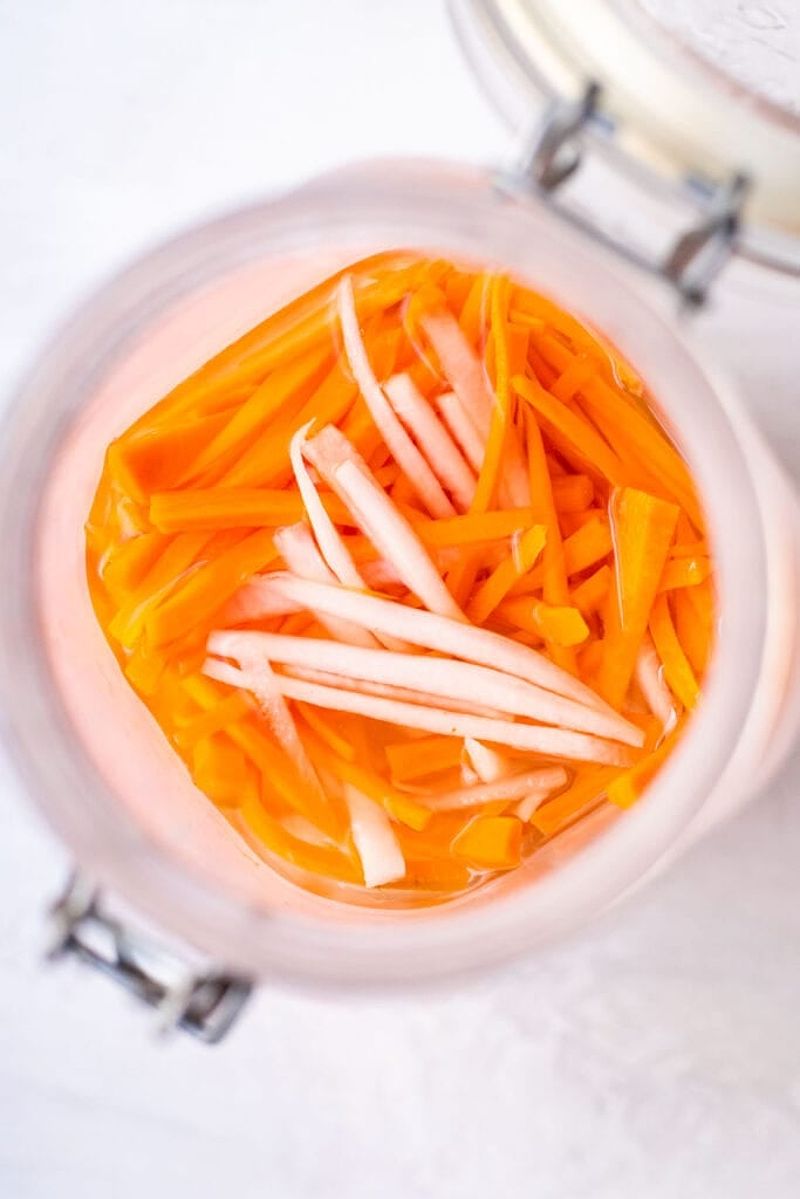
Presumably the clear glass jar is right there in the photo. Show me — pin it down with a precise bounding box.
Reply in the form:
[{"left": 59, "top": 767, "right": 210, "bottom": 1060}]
[{"left": 1, "top": 157, "right": 798, "bottom": 993}]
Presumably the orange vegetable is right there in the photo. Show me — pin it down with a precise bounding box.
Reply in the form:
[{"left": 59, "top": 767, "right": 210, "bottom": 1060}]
[
  {"left": 452, "top": 815, "right": 523, "bottom": 870},
  {"left": 649, "top": 595, "right": 700, "bottom": 710},
  {"left": 146, "top": 528, "right": 279, "bottom": 647},
  {"left": 192, "top": 735, "right": 253, "bottom": 808},
  {"left": 466, "top": 525, "right": 547, "bottom": 623},
  {"left": 384, "top": 735, "right": 464, "bottom": 782},
  {"left": 571, "top": 565, "right": 612, "bottom": 615},
  {"left": 596, "top": 488, "right": 680, "bottom": 708},
  {"left": 495, "top": 597, "right": 589, "bottom": 646}
]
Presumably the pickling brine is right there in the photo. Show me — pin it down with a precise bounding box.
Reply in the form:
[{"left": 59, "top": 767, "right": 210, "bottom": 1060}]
[{"left": 85, "top": 252, "right": 714, "bottom": 904}]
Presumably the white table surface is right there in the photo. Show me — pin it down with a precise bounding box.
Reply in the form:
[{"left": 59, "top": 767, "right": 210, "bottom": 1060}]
[{"left": 2, "top": 3, "right": 800, "bottom": 1197}]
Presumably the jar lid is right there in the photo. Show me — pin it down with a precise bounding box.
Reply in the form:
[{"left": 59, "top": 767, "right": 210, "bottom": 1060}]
[{"left": 451, "top": 0, "right": 800, "bottom": 279}]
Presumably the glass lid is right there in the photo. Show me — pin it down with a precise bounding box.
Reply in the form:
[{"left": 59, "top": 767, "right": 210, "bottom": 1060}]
[{"left": 450, "top": 0, "right": 800, "bottom": 277}]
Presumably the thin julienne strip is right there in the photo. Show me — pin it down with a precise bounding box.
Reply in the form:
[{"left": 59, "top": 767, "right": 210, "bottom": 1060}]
[
  {"left": 338, "top": 275, "right": 455, "bottom": 519},
  {"left": 206, "top": 629, "right": 643, "bottom": 745}
]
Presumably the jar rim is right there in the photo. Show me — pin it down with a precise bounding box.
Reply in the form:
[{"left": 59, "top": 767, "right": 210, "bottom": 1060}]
[{"left": 0, "top": 159, "right": 773, "bottom": 986}]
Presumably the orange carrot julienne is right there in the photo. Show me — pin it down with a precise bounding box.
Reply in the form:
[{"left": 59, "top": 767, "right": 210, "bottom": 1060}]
[
  {"left": 658, "top": 556, "right": 711, "bottom": 592},
  {"left": 596, "top": 488, "right": 680, "bottom": 708},
  {"left": 649, "top": 594, "right": 700, "bottom": 710},
  {"left": 571, "top": 565, "right": 612, "bottom": 615},
  {"left": 513, "top": 373, "right": 625, "bottom": 485},
  {"left": 452, "top": 815, "right": 522, "bottom": 870},
  {"left": 466, "top": 525, "right": 547, "bottom": 624}
]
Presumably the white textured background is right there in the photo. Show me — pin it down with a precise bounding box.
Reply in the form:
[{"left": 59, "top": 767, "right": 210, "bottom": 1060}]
[{"left": 1, "top": 3, "right": 800, "bottom": 1197}]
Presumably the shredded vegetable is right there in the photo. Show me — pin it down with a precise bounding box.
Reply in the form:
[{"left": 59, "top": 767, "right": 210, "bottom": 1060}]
[{"left": 86, "top": 253, "right": 714, "bottom": 902}]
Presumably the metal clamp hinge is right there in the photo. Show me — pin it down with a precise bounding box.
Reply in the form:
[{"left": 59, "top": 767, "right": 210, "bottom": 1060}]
[
  {"left": 47, "top": 872, "right": 253, "bottom": 1044},
  {"left": 500, "top": 81, "right": 751, "bottom": 306}
]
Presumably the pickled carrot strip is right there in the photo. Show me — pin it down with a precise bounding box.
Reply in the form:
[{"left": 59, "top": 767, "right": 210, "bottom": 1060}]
[
  {"left": 191, "top": 735, "right": 252, "bottom": 807},
  {"left": 294, "top": 701, "right": 357, "bottom": 762},
  {"left": 236, "top": 794, "right": 361, "bottom": 885},
  {"left": 384, "top": 373, "right": 476, "bottom": 510},
  {"left": 596, "top": 489, "right": 680, "bottom": 708},
  {"left": 531, "top": 766, "right": 621, "bottom": 836},
  {"left": 146, "top": 528, "right": 278, "bottom": 646},
  {"left": 149, "top": 487, "right": 351, "bottom": 533},
  {"left": 124, "top": 643, "right": 166, "bottom": 695},
  {"left": 560, "top": 517, "right": 614, "bottom": 578},
  {"left": 463, "top": 738, "right": 515, "bottom": 783},
  {"left": 674, "top": 584, "right": 713, "bottom": 677},
  {"left": 466, "top": 525, "right": 547, "bottom": 623},
  {"left": 108, "top": 409, "right": 231, "bottom": 501},
  {"left": 507, "top": 324, "right": 530, "bottom": 378},
  {"left": 469, "top": 275, "right": 514, "bottom": 513},
  {"left": 458, "top": 272, "right": 489, "bottom": 346},
  {"left": 521, "top": 405, "right": 574, "bottom": 668},
  {"left": 273, "top": 523, "right": 379, "bottom": 648},
  {"left": 670, "top": 538, "right": 709, "bottom": 559},
  {"left": 343, "top": 785, "right": 406, "bottom": 887},
  {"left": 571, "top": 564, "right": 612, "bottom": 615},
  {"left": 207, "top": 628, "right": 642, "bottom": 745},
  {"left": 444, "top": 268, "right": 474, "bottom": 315},
  {"left": 385, "top": 736, "right": 463, "bottom": 783},
  {"left": 649, "top": 594, "right": 699, "bottom": 710},
  {"left": 452, "top": 816, "right": 522, "bottom": 870},
  {"left": 558, "top": 509, "right": 607, "bottom": 537},
  {"left": 417, "top": 766, "right": 568, "bottom": 811},
  {"left": 218, "top": 358, "right": 360, "bottom": 489},
  {"left": 395, "top": 858, "right": 472, "bottom": 893},
  {"left": 173, "top": 690, "right": 253, "bottom": 747},
  {"left": 550, "top": 354, "right": 597, "bottom": 403},
  {"left": 220, "top": 667, "right": 637, "bottom": 765},
  {"left": 239, "top": 573, "right": 622, "bottom": 712},
  {"left": 512, "top": 374, "right": 625, "bottom": 485},
  {"left": 108, "top": 531, "right": 211, "bottom": 646},
  {"left": 552, "top": 474, "right": 593, "bottom": 513},
  {"left": 658, "top": 556, "right": 711, "bottom": 592},
  {"left": 338, "top": 276, "right": 455, "bottom": 518},
  {"left": 401, "top": 508, "right": 540, "bottom": 551},
  {"left": 435, "top": 390, "right": 485, "bottom": 472},
  {"left": 179, "top": 345, "right": 331, "bottom": 484},
  {"left": 606, "top": 734, "right": 675, "bottom": 810},
  {"left": 635, "top": 632, "right": 678, "bottom": 735},
  {"left": 101, "top": 531, "right": 167, "bottom": 600},
  {"left": 495, "top": 597, "right": 590, "bottom": 647},
  {"left": 534, "top": 333, "right": 702, "bottom": 527}
]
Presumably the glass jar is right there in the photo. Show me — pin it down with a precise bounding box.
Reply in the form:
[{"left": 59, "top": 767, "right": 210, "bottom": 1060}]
[{"left": 1, "top": 5, "right": 799, "bottom": 1032}]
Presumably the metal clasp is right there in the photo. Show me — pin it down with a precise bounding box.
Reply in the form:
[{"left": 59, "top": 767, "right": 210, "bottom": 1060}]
[
  {"left": 47, "top": 872, "right": 253, "bottom": 1043},
  {"left": 501, "top": 82, "right": 750, "bottom": 306}
]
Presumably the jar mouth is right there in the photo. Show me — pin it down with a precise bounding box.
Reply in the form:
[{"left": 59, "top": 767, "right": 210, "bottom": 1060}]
[{"left": 0, "top": 159, "right": 770, "bottom": 986}]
